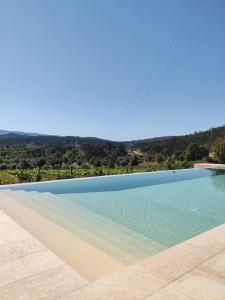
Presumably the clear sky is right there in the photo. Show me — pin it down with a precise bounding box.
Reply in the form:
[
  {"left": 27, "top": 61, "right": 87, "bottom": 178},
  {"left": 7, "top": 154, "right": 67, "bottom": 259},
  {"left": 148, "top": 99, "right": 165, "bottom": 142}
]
[{"left": 0, "top": 0, "right": 224, "bottom": 141}]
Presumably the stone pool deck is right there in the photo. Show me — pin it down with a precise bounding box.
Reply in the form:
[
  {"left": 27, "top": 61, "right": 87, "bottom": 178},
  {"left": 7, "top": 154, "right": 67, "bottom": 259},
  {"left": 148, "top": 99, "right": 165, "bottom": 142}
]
[
  {"left": 0, "top": 209, "right": 89, "bottom": 299},
  {"left": 0, "top": 206, "right": 225, "bottom": 299},
  {"left": 194, "top": 163, "right": 225, "bottom": 169}
]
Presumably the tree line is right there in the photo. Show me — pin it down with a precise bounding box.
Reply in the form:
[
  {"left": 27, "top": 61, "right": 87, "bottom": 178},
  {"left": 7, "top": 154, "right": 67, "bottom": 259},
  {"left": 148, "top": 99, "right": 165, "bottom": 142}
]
[{"left": 0, "top": 125, "right": 225, "bottom": 173}]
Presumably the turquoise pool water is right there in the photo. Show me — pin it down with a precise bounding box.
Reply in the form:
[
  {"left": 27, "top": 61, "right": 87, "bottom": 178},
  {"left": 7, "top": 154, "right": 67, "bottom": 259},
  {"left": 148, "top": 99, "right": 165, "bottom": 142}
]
[{"left": 1, "top": 168, "right": 225, "bottom": 264}]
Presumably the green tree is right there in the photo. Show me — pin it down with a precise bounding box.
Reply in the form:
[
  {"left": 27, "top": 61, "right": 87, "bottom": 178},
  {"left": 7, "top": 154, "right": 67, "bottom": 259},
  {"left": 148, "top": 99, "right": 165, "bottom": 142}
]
[
  {"left": 211, "top": 138, "right": 225, "bottom": 163},
  {"left": 36, "top": 158, "right": 46, "bottom": 168},
  {"left": 19, "top": 160, "right": 31, "bottom": 170},
  {"left": 184, "top": 143, "right": 206, "bottom": 161},
  {"left": 199, "top": 145, "right": 209, "bottom": 159},
  {"left": 155, "top": 153, "right": 164, "bottom": 164},
  {"left": 130, "top": 155, "right": 139, "bottom": 166}
]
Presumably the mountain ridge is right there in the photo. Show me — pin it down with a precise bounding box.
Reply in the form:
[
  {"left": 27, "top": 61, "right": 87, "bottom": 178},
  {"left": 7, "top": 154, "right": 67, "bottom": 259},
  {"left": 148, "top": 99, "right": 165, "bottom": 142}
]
[
  {"left": 0, "top": 126, "right": 224, "bottom": 145},
  {"left": 0, "top": 129, "right": 45, "bottom": 136},
  {"left": 0, "top": 125, "right": 224, "bottom": 171}
]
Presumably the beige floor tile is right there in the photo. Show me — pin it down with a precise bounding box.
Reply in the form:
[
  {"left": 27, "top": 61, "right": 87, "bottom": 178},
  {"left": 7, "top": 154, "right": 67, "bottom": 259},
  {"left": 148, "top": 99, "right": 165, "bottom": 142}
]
[
  {"left": 0, "top": 219, "right": 22, "bottom": 233},
  {"left": 145, "top": 285, "right": 193, "bottom": 300},
  {"left": 187, "top": 224, "right": 225, "bottom": 256},
  {"left": 140, "top": 242, "right": 208, "bottom": 282},
  {"left": 199, "top": 250, "right": 225, "bottom": 279},
  {"left": 0, "top": 228, "right": 31, "bottom": 246},
  {"left": 170, "top": 269, "right": 225, "bottom": 300},
  {"left": 0, "top": 249, "right": 64, "bottom": 287},
  {"left": 0, "top": 212, "right": 31, "bottom": 237},
  {"left": 59, "top": 264, "right": 168, "bottom": 300},
  {"left": 0, "top": 214, "right": 28, "bottom": 233},
  {"left": 0, "top": 237, "right": 46, "bottom": 263},
  {"left": 0, "top": 264, "right": 88, "bottom": 300},
  {"left": 0, "top": 213, "right": 11, "bottom": 222}
]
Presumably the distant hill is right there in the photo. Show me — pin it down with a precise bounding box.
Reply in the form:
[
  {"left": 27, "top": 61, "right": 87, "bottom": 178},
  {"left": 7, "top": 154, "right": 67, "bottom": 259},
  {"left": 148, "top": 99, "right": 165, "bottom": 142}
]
[
  {"left": 0, "top": 126, "right": 225, "bottom": 151},
  {"left": 0, "top": 133, "right": 112, "bottom": 147},
  {"left": 127, "top": 125, "right": 225, "bottom": 154},
  {"left": 0, "top": 125, "right": 225, "bottom": 150},
  {"left": 0, "top": 125, "right": 225, "bottom": 171},
  {"left": 0, "top": 129, "right": 43, "bottom": 136}
]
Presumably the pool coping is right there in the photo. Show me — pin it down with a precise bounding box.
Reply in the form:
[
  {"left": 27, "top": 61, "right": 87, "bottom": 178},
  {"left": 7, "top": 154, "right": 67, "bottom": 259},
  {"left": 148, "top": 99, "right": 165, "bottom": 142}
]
[{"left": 194, "top": 162, "right": 225, "bottom": 169}]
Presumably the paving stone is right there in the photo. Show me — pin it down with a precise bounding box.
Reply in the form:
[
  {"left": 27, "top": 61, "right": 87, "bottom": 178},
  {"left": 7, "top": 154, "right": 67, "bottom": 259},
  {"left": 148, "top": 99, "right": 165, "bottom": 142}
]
[
  {"left": 187, "top": 224, "right": 225, "bottom": 256},
  {"left": 0, "top": 250, "right": 64, "bottom": 287},
  {"left": 0, "top": 227, "right": 31, "bottom": 246},
  {"left": 0, "top": 237, "right": 45, "bottom": 263},
  {"left": 199, "top": 250, "right": 225, "bottom": 279},
  {"left": 170, "top": 269, "right": 225, "bottom": 300},
  {"left": 140, "top": 242, "right": 209, "bottom": 282},
  {"left": 145, "top": 285, "right": 193, "bottom": 300},
  {"left": 0, "top": 214, "right": 28, "bottom": 234},
  {"left": 58, "top": 264, "right": 168, "bottom": 300},
  {"left": 0, "top": 264, "right": 88, "bottom": 300}
]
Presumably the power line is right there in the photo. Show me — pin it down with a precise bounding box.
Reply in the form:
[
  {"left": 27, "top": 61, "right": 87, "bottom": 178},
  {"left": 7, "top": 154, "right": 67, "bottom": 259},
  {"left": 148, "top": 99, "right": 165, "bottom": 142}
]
[
  {"left": 103, "top": 3, "right": 200, "bottom": 139},
  {"left": 115, "top": 20, "right": 215, "bottom": 137}
]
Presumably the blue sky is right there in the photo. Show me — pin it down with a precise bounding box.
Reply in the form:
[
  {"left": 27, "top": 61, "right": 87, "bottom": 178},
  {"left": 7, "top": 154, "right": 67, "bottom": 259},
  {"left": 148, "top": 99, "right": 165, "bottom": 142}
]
[{"left": 0, "top": 0, "right": 224, "bottom": 140}]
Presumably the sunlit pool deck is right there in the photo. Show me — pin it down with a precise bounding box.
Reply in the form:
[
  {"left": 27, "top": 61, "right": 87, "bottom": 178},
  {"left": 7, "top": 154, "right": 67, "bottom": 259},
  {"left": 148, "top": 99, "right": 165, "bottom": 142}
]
[{"left": 0, "top": 164, "right": 225, "bottom": 299}]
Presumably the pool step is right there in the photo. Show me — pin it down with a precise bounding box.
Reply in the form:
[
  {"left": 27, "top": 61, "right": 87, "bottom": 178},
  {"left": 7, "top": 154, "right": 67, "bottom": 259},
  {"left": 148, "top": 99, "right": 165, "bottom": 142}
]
[
  {"left": 19, "top": 190, "right": 164, "bottom": 259},
  {"left": 1, "top": 190, "right": 164, "bottom": 263},
  {"left": 1, "top": 190, "right": 136, "bottom": 264},
  {"left": 40, "top": 191, "right": 164, "bottom": 254}
]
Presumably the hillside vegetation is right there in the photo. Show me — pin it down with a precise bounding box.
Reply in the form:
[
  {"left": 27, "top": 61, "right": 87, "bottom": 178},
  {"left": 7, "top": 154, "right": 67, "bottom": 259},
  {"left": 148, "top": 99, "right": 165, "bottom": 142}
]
[{"left": 0, "top": 125, "right": 225, "bottom": 184}]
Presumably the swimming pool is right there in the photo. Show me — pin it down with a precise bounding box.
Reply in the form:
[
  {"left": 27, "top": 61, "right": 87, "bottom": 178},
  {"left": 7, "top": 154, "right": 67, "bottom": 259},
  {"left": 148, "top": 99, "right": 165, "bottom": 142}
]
[{"left": 1, "top": 168, "right": 225, "bottom": 266}]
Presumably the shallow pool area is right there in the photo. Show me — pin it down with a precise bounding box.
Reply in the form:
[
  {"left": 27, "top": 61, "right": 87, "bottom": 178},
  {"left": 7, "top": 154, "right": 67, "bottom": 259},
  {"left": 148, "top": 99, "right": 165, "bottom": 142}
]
[{"left": 0, "top": 168, "right": 225, "bottom": 267}]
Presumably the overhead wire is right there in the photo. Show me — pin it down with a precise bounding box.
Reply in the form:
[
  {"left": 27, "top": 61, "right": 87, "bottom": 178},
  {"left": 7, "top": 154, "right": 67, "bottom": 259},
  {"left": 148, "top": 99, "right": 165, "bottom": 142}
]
[
  {"left": 116, "top": 18, "right": 216, "bottom": 136},
  {"left": 103, "top": 3, "right": 201, "bottom": 139}
]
